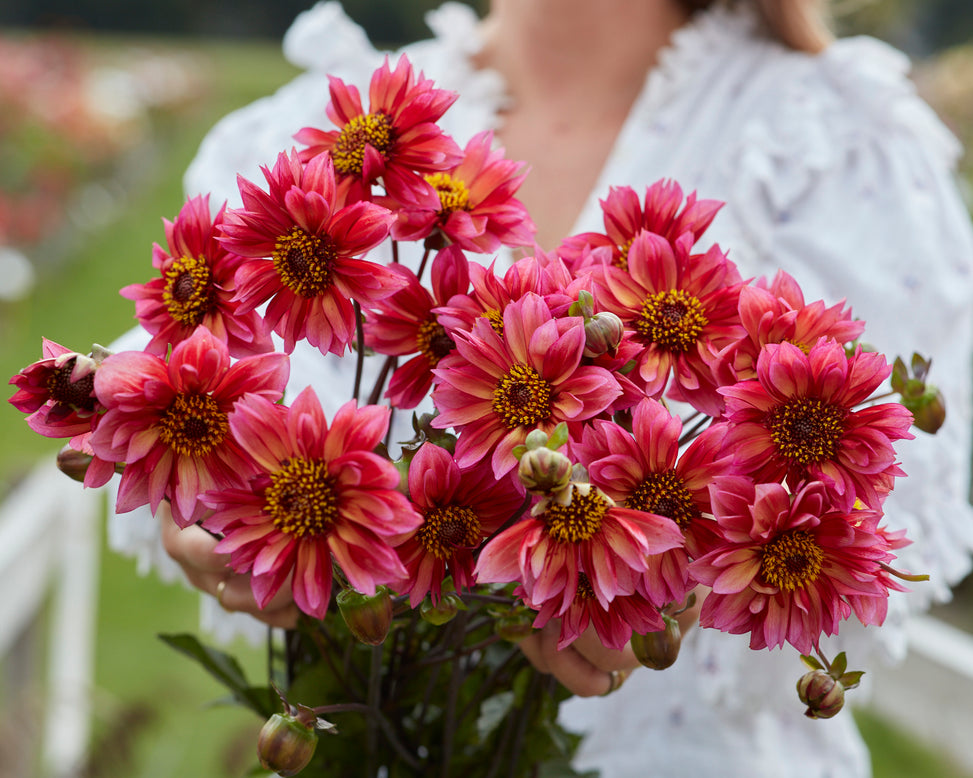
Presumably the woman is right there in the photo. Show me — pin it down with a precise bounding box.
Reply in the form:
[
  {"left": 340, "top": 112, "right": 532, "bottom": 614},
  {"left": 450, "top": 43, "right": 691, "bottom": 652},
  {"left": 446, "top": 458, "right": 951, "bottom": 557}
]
[{"left": 116, "top": 0, "right": 973, "bottom": 774}]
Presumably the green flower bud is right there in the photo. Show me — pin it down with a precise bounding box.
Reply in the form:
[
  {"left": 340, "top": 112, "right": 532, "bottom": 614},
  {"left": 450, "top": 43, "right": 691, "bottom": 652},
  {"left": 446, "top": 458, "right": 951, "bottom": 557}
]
[
  {"left": 493, "top": 608, "right": 535, "bottom": 643},
  {"left": 420, "top": 591, "right": 465, "bottom": 625},
  {"left": 797, "top": 669, "right": 845, "bottom": 719},
  {"left": 583, "top": 311, "right": 625, "bottom": 358},
  {"left": 518, "top": 446, "right": 573, "bottom": 494},
  {"left": 257, "top": 712, "right": 318, "bottom": 777},
  {"left": 908, "top": 387, "right": 946, "bottom": 434},
  {"left": 630, "top": 614, "right": 681, "bottom": 670},
  {"left": 337, "top": 586, "right": 393, "bottom": 645}
]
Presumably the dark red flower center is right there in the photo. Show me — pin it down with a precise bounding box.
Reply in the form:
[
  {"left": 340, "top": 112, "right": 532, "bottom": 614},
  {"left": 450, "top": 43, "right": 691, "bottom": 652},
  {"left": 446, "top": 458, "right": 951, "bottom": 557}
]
[
  {"left": 416, "top": 505, "right": 482, "bottom": 559},
  {"left": 46, "top": 359, "right": 97, "bottom": 412},
  {"left": 766, "top": 397, "right": 846, "bottom": 466},
  {"left": 332, "top": 112, "right": 393, "bottom": 178},
  {"left": 417, "top": 318, "right": 455, "bottom": 365},
  {"left": 635, "top": 288, "right": 708, "bottom": 352},
  {"left": 760, "top": 529, "right": 824, "bottom": 592},
  {"left": 157, "top": 393, "right": 229, "bottom": 457},
  {"left": 265, "top": 457, "right": 338, "bottom": 538},
  {"left": 576, "top": 571, "right": 596, "bottom": 600},
  {"left": 626, "top": 471, "right": 698, "bottom": 530},
  {"left": 492, "top": 364, "right": 552, "bottom": 429},
  {"left": 273, "top": 227, "right": 337, "bottom": 298},
  {"left": 425, "top": 172, "right": 471, "bottom": 214},
  {"left": 163, "top": 255, "right": 215, "bottom": 327},
  {"left": 544, "top": 485, "right": 610, "bottom": 544}
]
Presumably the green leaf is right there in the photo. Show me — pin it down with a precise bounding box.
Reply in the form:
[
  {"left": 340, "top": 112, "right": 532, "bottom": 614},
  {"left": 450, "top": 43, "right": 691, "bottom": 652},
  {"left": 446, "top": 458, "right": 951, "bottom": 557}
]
[
  {"left": 800, "top": 654, "right": 824, "bottom": 671},
  {"left": 839, "top": 670, "right": 865, "bottom": 690},
  {"left": 158, "top": 633, "right": 276, "bottom": 717},
  {"left": 476, "top": 691, "right": 515, "bottom": 742},
  {"left": 830, "top": 651, "right": 848, "bottom": 677}
]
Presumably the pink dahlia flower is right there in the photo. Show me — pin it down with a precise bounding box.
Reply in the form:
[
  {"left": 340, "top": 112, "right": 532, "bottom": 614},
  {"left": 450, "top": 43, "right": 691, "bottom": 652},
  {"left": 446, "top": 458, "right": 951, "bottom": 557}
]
[
  {"left": 120, "top": 194, "right": 273, "bottom": 358},
  {"left": 573, "top": 398, "right": 734, "bottom": 603},
  {"left": 9, "top": 338, "right": 104, "bottom": 439},
  {"left": 531, "top": 574, "right": 666, "bottom": 651},
  {"left": 559, "top": 179, "right": 722, "bottom": 272},
  {"left": 201, "top": 390, "right": 423, "bottom": 619},
  {"left": 295, "top": 55, "right": 462, "bottom": 206},
  {"left": 690, "top": 477, "right": 900, "bottom": 653},
  {"left": 431, "top": 292, "right": 622, "bottom": 478},
  {"left": 390, "top": 130, "right": 535, "bottom": 252},
  {"left": 716, "top": 270, "right": 864, "bottom": 384},
  {"left": 720, "top": 340, "right": 914, "bottom": 511},
  {"left": 397, "top": 442, "right": 524, "bottom": 607},
  {"left": 476, "top": 482, "right": 684, "bottom": 624},
  {"left": 363, "top": 245, "right": 470, "bottom": 409},
  {"left": 219, "top": 149, "right": 403, "bottom": 355},
  {"left": 88, "top": 327, "right": 289, "bottom": 526},
  {"left": 592, "top": 231, "right": 745, "bottom": 416}
]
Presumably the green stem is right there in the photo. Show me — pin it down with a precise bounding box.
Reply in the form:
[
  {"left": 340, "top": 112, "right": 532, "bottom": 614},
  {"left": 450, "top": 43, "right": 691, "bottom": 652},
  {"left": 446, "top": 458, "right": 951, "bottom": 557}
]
[
  {"left": 310, "top": 702, "right": 421, "bottom": 771},
  {"left": 353, "top": 300, "right": 365, "bottom": 404}
]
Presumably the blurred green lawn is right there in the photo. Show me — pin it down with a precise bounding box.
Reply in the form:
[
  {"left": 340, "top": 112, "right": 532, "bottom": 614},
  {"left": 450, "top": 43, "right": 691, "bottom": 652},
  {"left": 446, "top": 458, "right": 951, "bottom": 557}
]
[{"left": 1, "top": 33, "right": 971, "bottom": 778}]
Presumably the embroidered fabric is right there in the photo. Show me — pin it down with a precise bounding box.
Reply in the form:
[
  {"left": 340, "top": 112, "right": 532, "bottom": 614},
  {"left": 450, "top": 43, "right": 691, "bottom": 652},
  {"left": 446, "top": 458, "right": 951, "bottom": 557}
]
[{"left": 105, "top": 3, "right": 973, "bottom": 775}]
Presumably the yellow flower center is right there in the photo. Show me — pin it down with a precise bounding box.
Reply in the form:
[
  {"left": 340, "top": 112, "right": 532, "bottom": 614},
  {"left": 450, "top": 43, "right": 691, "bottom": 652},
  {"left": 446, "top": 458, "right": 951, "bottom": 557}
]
[
  {"left": 162, "top": 254, "right": 214, "bottom": 327},
  {"left": 626, "top": 471, "right": 698, "bottom": 530},
  {"left": 416, "top": 318, "right": 455, "bottom": 366},
  {"left": 46, "top": 358, "right": 96, "bottom": 411},
  {"left": 157, "top": 393, "right": 228, "bottom": 457},
  {"left": 265, "top": 457, "right": 338, "bottom": 538},
  {"left": 273, "top": 227, "right": 337, "bottom": 298},
  {"left": 492, "top": 364, "right": 552, "bottom": 429},
  {"left": 613, "top": 237, "right": 634, "bottom": 272},
  {"left": 425, "top": 172, "right": 471, "bottom": 214},
  {"left": 634, "top": 288, "right": 708, "bottom": 352},
  {"left": 767, "top": 397, "right": 846, "bottom": 465},
  {"left": 544, "top": 485, "right": 610, "bottom": 544},
  {"left": 760, "top": 529, "right": 824, "bottom": 592},
  {"left": 483, "top": 308, "right": 504, "bottom": 335},
  {"left": 331, "top": 112, "right": 393, "bottom": 177},
  {"left": 416, "top": 505, "right": 482, "bottom": 559}
]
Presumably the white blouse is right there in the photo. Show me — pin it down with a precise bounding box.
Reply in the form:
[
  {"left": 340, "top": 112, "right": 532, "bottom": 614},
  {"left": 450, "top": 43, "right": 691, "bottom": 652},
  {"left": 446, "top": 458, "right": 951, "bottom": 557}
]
[{"left": 109, "top": 3, "right": 973, "bottom": 776}]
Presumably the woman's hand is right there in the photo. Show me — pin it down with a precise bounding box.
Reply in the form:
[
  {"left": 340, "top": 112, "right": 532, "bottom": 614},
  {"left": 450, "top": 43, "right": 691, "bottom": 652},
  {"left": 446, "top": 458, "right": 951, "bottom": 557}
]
[
  {"left": 158, "top": 502, "right": 300, "bottom": 629},
  {"left": 518, "top": 587, "right": 705, "bottom": 697}
]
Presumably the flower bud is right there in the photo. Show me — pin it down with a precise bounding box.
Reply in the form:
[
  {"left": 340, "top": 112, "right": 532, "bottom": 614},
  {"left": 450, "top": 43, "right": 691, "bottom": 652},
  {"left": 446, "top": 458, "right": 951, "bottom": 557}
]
[
  {"left": 420, "top": 591, "right": 465, "bottom": 625},
  {"left": 797, "top": 669, "right": 845, "bottom": 719},
  {"left": 518, "top": 446, "right": 573, "bottom": 494},
  {"left": 630, "top": 614, "right": 681, "bottom": 670},
  {"left": 493, "top": 607, "right": 535, "bottom": 643},
  {"left": 257, "top": 712, "right": 318, "bottom": 776},
  {"left": 583, "top": 312, "right": 624, "bottom": 358},
  {"left": 908, "top": 387, "right": 946, "bottom": 434},
  {"left": 56, "top": 445, "right": 94, "bottom": 483},
  {"left": 337, "top": 586, "right": 394, "bottom": 645}
]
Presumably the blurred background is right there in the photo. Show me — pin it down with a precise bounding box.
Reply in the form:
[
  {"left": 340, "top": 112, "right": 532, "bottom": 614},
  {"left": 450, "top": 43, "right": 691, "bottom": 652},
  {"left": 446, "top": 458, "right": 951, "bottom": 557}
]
[{"left": 0, "top": 1, "right": 971, "bottom": 776}]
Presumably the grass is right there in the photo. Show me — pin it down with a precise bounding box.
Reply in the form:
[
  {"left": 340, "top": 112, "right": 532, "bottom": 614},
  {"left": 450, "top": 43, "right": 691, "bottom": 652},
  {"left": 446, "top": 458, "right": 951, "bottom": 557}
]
[{"left": 2, "top": 31, "right": 972, "bottom": 778}]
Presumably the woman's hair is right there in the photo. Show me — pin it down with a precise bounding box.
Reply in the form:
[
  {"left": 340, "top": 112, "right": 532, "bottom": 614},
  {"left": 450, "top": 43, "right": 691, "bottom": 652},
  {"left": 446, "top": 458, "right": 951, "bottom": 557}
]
[{"left": 679, "top": 0, "right": 833, "bottom": 53}]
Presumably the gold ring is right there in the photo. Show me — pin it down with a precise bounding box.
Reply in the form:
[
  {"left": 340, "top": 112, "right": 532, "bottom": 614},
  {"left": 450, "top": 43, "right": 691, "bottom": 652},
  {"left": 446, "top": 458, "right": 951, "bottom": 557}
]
[
  {"left": 216, "top": 577, "right": 230, "bottom": 611},
  {"left": 603, "top": 669, "right": 630, "bottom": 696}
]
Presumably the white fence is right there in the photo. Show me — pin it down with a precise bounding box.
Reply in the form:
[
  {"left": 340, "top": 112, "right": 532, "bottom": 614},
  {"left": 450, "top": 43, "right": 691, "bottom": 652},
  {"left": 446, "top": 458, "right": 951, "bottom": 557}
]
[{"left": 0, "top": 462, "right": 100, "bottom": 778}]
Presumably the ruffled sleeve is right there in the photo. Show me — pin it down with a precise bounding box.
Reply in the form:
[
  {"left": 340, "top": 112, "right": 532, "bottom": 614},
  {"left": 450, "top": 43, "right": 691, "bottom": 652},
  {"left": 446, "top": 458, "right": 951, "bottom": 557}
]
[{"left": 724, "top": 33, "right": 973, "bottom": 625}]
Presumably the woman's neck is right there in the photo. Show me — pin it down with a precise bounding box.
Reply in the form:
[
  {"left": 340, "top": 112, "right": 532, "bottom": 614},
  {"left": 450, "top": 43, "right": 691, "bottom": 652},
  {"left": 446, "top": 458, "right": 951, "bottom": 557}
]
[{"left": 477, "top": 0, "right": 691, "bottom": 114}]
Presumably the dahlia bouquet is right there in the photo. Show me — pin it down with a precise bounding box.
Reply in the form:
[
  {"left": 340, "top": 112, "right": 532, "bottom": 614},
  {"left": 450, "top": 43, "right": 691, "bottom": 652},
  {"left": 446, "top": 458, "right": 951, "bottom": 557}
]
[{"left": 9, "top": 56, "right": 942, "bottom": 776}]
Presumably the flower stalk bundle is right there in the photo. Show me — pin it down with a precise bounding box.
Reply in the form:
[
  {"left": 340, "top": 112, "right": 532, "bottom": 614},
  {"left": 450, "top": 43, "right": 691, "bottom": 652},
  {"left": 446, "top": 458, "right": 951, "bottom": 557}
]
[{"left": 9, "top": 55, "right": 939, "bottom": 776}]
